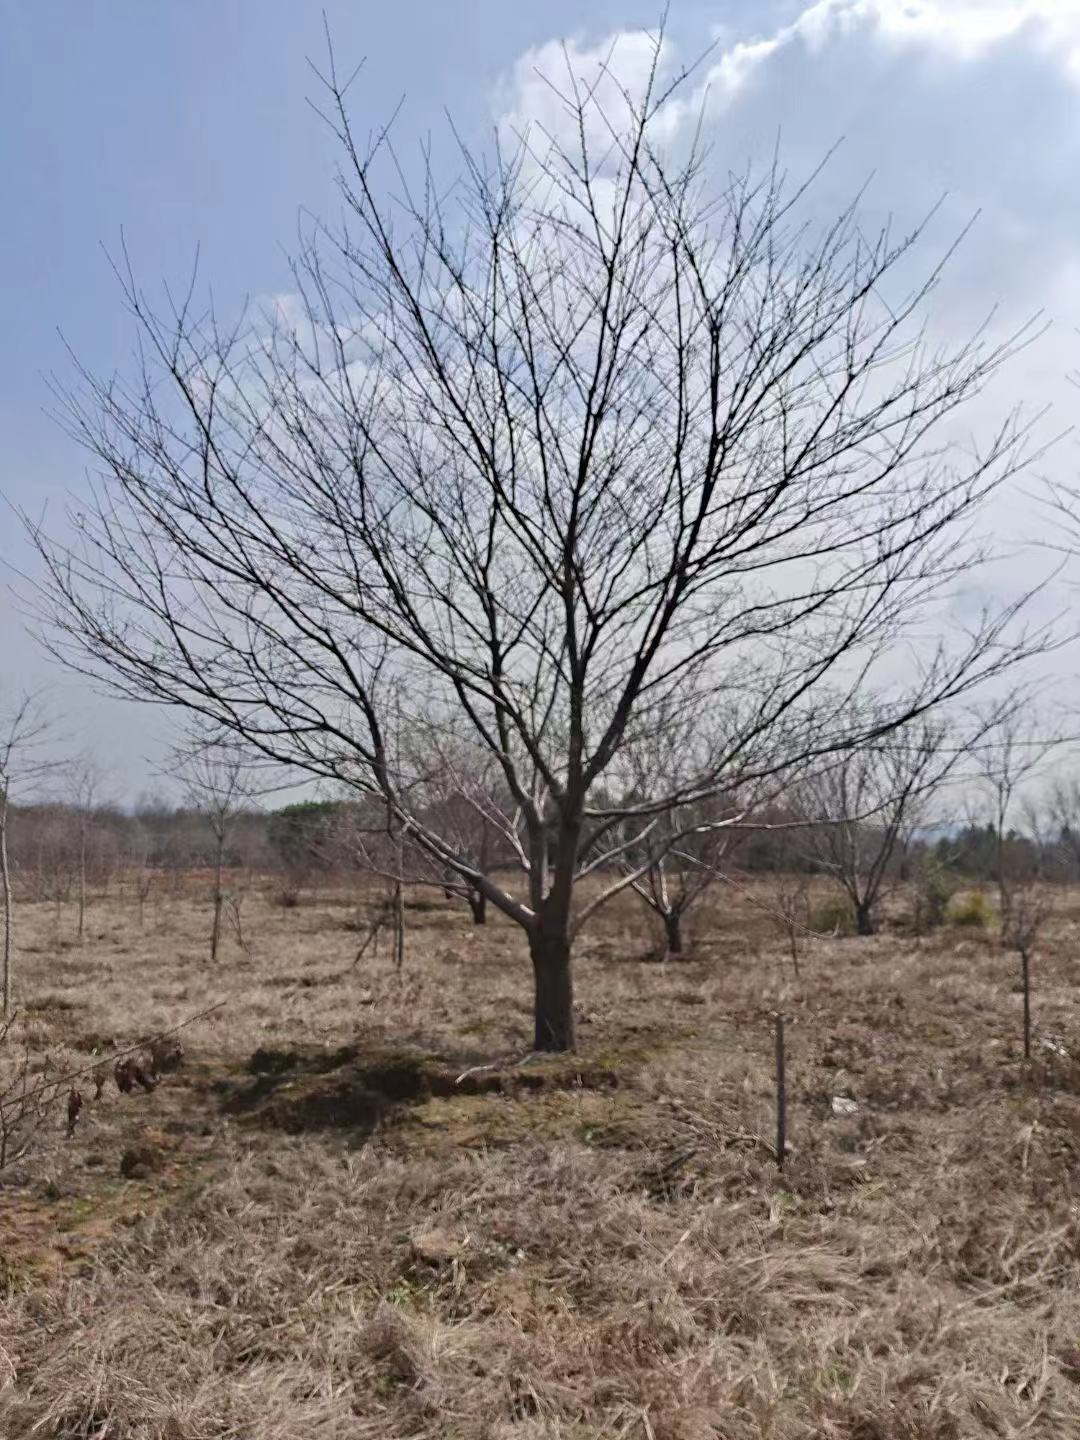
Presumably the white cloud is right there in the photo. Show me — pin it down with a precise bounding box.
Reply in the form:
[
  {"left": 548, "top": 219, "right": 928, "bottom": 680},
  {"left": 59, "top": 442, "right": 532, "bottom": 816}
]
[
  {"left": 744, "top": 1, "right": 1080, "bottom": 79},
  {"left": 497, "top": 2, "right": 1080, "bottom": 148},
  {"left": 496, "top": 32, "right": 682, "bottom": 157},
  {"left": 490, "top": 0, "right": 1080, "bottom": 687},
  {"left": 804, "top": 1, "right": 1080, "bottom": 66},
  {"left": 493, "top": 2, "right": 1080, "bottom": 321}
]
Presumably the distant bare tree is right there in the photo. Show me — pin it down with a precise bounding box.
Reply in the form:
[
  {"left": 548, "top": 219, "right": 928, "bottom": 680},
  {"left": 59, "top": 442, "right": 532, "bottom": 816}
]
[
  {"left": 174, "top": 736, "right": 257, "bottom": 962},
  {"left": 771, "top": 871, "right": 813, "bottom": 977},
  {"left": 969, "top": 707, "right": 1059, "bottom": 933},
  {"left": 622, "top": 795, "right": 743, "bottom": 958},
  {"left": 28, "top": 31, "right": 1045, "bottom": 1047},
  {"left": 609, "top": 720, "right": 758, "bottom": 958},
  {"left": 428, "top": 792, "right": 498, "bottom": 927},
  {"left": 1045, "top": 775, "right": 1080, "bottom": 882},
  {"left": 374, "top": 738, "right": 511, "bottom": 928},
  {"left": 129, "top": 821, "right": 157, "bottom": 928},
  {"left": 796, "top": 712, "right": 972, "bottom": 936},
  {"left": 0, "top": 694, "right": 55, "bottom": 1017},
  {"left": 1003, "top": 800, "right": 1055, "bottom": 1062},
  {"left": 66, "top": 754, "right": 106, "bottom": 942}
]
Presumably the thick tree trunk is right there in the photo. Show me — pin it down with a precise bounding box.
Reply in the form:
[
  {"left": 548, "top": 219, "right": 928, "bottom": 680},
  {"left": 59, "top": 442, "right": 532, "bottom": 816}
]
[
  {"left": 527, "top": 815, "right": 580, "bottom": 1052},
  {"left": 662, "top": 910, "right": 683, "bottom": 958},
  {"left": 528, "top": 926, "right": 575, "bottom": 1052},
  {"left": 467, "top": 888, "right": 487, "bottom": 926},
  {"left": 855, "top": 902, "right": 875, "bottom": 937}
]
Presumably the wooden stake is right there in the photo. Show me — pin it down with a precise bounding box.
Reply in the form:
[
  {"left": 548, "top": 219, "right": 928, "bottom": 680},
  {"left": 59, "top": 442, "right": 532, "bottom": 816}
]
[
  {"left": 393, "top": 879, "right": 405, "bottom": 972},
  {"left": 775, "top": 1012, "right": 787, "bottom": 1171}
]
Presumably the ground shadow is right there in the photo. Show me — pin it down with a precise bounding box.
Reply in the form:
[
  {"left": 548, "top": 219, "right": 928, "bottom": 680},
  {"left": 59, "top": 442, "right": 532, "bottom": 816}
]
[{"left": 216, "top": 1039, "right": 630, "bottom": 1138}]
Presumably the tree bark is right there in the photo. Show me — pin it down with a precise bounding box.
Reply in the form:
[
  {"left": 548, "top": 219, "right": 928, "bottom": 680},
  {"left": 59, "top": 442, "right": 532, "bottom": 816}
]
[
  {"left": 528, "top": 926, "right": 575, "bottom": 1052},
  {"left": 467, "top": 888, "right": 487, "bottom": 926},
  {"left": 662, "top": 910, "right": 684, "bottom": 958},
  {"left": 855, "top": 902, "right": 875, "bottom": 937}
]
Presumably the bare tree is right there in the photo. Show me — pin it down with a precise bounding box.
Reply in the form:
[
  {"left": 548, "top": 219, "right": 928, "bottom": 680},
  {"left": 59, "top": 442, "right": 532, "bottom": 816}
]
[
  {"left": 431, "top": 801, "right": 497, "bottom": 927},
  {"left": 796, "top": 712, "right": 971, "bottom": 936},
  {"left": 28, "top": 32, "right": 1045, "bottom": 1048},
  {"left": 1004, "top": 799, "right": 1055, "bottom": 1062},
  {"left": 610, "top": 719, "right": 756, "bottom": 957},
  {"left": 622, "top": 797, "right": 741, "bottom": 958},
  {"left": 0, "top": 694, "right": 55, "bottom": 1017},
  {"left": 370, "top": 738, "right": 510, "bottom": 928},
  {"left": 747, "top": 811, "right": 816, "bottom": 975},
  {"left": 969, "top": 708, "right": 1059, "bottom": 934},
  {"left": 771, "top": 871, "right": 813, "bottom": 977},
  {"left": 173, "top": 735, "right": 257, "bottom": 962},
  {"left": 1044, "top": 774, "right": 1080, "bottom": 882},
  {"left": 66, "top": 753, "right": 106, "bottom": 942}
]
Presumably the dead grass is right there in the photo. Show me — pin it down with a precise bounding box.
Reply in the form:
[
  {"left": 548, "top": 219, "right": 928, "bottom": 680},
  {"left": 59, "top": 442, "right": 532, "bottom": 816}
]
[{"left": 1, "top": 875, "right": 1080, "bottom": 1437}]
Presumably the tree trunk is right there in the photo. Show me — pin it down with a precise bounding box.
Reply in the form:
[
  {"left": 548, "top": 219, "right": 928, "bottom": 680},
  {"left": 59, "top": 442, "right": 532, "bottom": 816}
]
[
  {"left": 528, "top": 926, "right": 575, "bottom": 1052},
  {"left": 393, "top": 879, "right": 405, "bottom": 971},
  {"left": 787, "top": 926, "right": 801, "bottom": 980},
  {"left": 527, "top": 815, "right": 580, "bottom": 1052},
  {"left": 855, "top": 902, "right": 875, "bottom": 937},
  {"left": 661, "top": 909, "right": 684, "bottom": 958},
  {"left": 467, "top": 888, "right": 487, "bottom": 926},
  {"left": 1, "top": 802, "right": 12, "bottom": 1018}
]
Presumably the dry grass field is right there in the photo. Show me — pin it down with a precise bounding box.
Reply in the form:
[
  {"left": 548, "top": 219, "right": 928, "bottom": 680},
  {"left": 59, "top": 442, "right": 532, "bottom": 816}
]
[{"left": 2, "top": 874, "right": 1080, "bottom": 1438}]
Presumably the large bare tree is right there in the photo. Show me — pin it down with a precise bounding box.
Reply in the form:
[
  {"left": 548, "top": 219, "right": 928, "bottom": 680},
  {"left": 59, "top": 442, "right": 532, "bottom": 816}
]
[{"left": 29, "top": 34, "right": 1042, "bottom": 1048}]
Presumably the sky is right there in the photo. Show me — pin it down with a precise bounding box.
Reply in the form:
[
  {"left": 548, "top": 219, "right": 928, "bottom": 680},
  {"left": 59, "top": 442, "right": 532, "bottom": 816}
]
[{"left": 2, "top": 0, "right": 1079, "bottom": 800}]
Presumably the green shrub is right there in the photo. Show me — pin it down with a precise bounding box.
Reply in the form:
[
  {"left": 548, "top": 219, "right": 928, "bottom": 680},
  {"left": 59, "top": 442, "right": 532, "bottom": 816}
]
[
  {"left": 810, "top": 895, "right": 855, "bottom": 937},
  {"left": 947, "top": 889, "right": 992, "bottom": 929}
]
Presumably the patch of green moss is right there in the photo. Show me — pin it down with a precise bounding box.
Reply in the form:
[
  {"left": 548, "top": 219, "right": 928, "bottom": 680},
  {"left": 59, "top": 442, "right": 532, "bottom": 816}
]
[
  {"left": 456, "top": 1017, "right": 497, "bottom": 1038},
  {"left": 404, "top": 1085, "right": 656, "bottom": 1157}
]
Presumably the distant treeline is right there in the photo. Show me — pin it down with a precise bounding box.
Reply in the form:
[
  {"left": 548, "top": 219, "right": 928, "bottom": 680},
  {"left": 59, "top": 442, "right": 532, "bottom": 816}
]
[{"left": 4, "top": 794, "right": 1079, "bottom": 903}]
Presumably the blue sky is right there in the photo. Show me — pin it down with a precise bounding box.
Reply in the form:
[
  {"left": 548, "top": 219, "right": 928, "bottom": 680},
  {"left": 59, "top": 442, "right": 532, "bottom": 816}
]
[{"left": 3, "top": 0, "right": 1079, "bottom": 796}]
